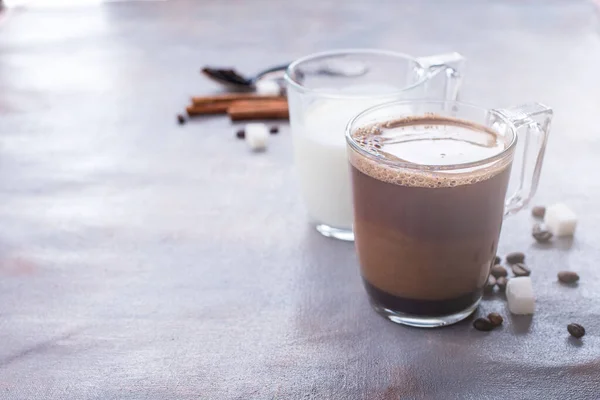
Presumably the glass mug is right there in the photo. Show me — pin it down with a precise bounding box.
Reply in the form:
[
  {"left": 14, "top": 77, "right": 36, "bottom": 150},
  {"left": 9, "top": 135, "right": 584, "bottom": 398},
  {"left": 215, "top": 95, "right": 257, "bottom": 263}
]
[
  {"left": 285, "top": 49, "right": 465, "bottom": 241},
  {"left": 346, "top": 100, "right": 552, "bottom": 328}
]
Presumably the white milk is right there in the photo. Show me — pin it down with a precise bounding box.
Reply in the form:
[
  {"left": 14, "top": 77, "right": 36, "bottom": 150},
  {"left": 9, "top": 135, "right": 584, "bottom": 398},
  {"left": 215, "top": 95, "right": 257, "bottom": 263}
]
[{"left": 292, "top": 89, "right": 398, "bottom": 231}]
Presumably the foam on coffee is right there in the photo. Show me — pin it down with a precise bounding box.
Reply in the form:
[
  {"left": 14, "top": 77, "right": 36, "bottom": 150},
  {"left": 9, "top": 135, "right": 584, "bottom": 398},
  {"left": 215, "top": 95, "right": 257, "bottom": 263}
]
[{"left": 349, "top": 115, "right": 512, "bottom": 188}]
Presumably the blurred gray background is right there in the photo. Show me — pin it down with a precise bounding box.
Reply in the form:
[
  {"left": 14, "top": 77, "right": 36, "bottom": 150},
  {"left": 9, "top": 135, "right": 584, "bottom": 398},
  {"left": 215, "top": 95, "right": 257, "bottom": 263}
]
[{"left": 1, "top": 1, "right": 600, "bottom": 399}]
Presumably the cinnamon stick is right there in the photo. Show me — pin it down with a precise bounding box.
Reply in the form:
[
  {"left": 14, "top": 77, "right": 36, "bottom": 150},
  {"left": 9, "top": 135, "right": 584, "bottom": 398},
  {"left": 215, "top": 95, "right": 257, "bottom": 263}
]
[
  {"left": 186, "top": 102, "right": 230, "bottom": 116},
  {"left": 191, "top": 94, "right": 284, "bottom": 106},
  {"left": 227, "top": 100, "right": 289, "bottom": 121}
]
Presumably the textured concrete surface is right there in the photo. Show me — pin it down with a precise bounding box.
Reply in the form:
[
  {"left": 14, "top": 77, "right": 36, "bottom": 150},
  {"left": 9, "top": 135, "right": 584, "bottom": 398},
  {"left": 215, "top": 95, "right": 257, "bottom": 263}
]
[{"left": 1, "top": 0, "right": 600, "bottom": 399}]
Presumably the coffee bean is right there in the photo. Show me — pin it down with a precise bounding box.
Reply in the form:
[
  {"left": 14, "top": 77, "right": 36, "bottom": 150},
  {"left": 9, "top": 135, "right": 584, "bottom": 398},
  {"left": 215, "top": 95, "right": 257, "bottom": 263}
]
[
  {"left": 494, "top": 255, "right": 501, "bottom": 265},
  {"left": 484, "top": 276, "right": 496, "bottom": 293},
  {"left": 558, "top": 271, "right": 579, "bottom": 284},
  {"left": 177, "top": 114, "right": 186, "bottom": 125},
  {"left": 532, "top": 223, "right": 553, "bottom": 243},
  {"left": 506, "top": 252, "right": 525, "bottom": 264},
  {"left": 269, "top": 126, "right": 279, "bottom": 134},
  {"left": 490, "top": 265, "right": 508, "bottom": 278},
  {"left": 512, "top": 263, "right": 531, "bottom": 277},
  {"left": 567, "top": 323, "right": 585, "bottom": 338},
  {"left": 496, "top": 276, "right": 508, "bottom": 291},
  {"left": 236, "top": 129, "right": 245, "bottom": 139},
  {"left": 532, "top": 206, "right": 546, "bottom": 218},
  {"left": 473, "top": 317, "right": 494, "bottom": 331},
  {"left": 487, "top": 312, "right": 504, "bottom": 327}
]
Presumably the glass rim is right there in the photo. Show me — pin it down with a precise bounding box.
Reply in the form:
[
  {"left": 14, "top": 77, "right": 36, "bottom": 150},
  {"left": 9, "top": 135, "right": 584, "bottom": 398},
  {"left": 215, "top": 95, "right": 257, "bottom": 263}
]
[
  {"left": 284, "top": 48, "right": 429, "bottom": 99},
  {"left": 345, "top": 99, "right": 519, "bottom": 171}
]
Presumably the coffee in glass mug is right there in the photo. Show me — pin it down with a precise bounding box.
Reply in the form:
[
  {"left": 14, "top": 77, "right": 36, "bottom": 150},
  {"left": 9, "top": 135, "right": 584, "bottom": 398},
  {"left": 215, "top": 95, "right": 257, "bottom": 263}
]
[{"left": 346, "top": 100, "right": 552, "bottom": 327}]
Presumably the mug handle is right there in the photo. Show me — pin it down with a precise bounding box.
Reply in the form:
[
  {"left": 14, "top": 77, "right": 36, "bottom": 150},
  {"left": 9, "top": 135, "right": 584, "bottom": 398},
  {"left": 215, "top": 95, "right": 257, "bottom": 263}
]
[
  {"left": 492, "top": 103, "right": 553, "bottom": 216},
  {"left": 416, "top": 52, "right": 465, "bottom": 101}
]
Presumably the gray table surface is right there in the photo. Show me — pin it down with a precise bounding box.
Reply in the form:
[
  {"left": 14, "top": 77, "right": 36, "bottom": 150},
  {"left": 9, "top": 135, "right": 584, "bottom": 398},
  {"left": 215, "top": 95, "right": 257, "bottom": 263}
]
[{"left": 1, "top": 0, "right": 600, "bottom": 399}]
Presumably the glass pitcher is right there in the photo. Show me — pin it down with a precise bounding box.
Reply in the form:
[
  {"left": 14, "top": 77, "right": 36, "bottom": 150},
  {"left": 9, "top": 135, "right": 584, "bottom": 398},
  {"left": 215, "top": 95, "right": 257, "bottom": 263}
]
[{"left": 285, "top": 49, "right": 465, "bottom": 241}]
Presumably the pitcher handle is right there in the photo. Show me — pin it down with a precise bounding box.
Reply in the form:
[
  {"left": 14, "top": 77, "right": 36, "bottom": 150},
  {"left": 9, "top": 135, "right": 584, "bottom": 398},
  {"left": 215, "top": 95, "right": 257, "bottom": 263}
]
[
  {"left": 416, "top": 52, "right": 465, "bottom": 101},
  {"left": 492, "top": 103, "right": 553, "bottom": 216}
]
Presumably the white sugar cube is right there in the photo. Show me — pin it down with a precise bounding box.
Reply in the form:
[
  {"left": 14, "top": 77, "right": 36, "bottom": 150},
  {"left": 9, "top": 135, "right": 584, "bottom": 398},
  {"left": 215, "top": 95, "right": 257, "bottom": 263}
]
[
  {"left": 245, "top": 123, "right": 269, "bottom": 151},
  {"left": 506, "top": 277, "right": 535, "bottom": 315},
  {"left": 255, "top": 80, "right": 281, "bottom": 96},
  {"left": 544, "top": 203, "right": 577, "bottom": 237}
]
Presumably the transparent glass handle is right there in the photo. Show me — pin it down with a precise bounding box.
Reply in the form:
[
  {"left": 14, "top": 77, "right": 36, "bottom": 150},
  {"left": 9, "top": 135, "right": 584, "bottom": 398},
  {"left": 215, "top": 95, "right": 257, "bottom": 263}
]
[
  {"left": 493, "top": 103, "right": 553, "bottom": 216},
  {"left": 416, "top": 52, "right": 465, "bottom": 101}
]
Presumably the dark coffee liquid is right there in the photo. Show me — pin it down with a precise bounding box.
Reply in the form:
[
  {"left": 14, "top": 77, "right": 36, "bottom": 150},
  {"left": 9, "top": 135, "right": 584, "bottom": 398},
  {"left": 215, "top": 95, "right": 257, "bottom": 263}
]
[
  {"left": 350, "top": 116, "right": 512, "bottom": 316},
  {"left": 363, "top": 280, "right": 482, "bottom": 316}
]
